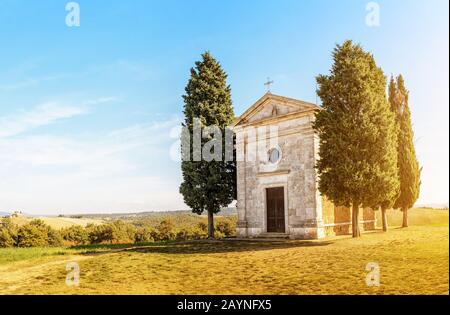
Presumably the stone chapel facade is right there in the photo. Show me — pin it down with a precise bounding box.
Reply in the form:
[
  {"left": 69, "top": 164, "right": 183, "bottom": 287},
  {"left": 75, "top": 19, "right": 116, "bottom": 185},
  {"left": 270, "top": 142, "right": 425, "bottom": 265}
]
[{"left": 231, "top": 93, "right": 376, "bottom": 239}]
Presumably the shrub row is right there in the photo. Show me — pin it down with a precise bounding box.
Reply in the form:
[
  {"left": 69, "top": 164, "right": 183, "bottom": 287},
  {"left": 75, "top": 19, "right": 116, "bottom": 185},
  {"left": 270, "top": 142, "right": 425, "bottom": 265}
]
[
  {"left": 0, "top": 217, "right": 236, "bottom": 248},
  {"left": 0, "top": 219, "right": 63, "bottom": 248}
]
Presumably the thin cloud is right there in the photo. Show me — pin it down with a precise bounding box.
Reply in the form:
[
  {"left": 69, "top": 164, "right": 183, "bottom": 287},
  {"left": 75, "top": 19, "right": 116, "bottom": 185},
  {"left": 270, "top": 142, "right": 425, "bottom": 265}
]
[
  {"left": 0, "top": 116, "right": 184, "bottom": 214},
  {"left": 0, "top": 59, "right": 156, "bottom": 92},
  {"left": 0, "top": 73, "right": 73, "bottom": 92},
  {"left": 0, "top": 97, "right": 117, "bottom": 138}
]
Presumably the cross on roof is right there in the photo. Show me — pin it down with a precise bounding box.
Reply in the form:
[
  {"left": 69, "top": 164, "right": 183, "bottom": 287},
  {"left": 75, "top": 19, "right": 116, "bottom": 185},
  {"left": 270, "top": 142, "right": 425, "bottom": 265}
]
[{"left": 264, "top": 77, "right": 274, "bottom": 93}]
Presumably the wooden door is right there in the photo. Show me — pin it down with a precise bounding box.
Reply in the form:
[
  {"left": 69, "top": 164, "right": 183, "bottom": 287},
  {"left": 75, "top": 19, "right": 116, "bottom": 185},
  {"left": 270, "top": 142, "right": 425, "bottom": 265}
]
[{"left": 266, "top": 187, "right": 285, "bottom": 233}]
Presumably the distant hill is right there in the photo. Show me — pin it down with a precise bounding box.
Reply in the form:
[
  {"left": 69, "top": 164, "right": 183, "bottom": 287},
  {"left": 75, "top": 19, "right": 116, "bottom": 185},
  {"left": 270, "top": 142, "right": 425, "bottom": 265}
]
[
  {"left": 71, "top": 207, "right": 237, "bottom": 220},
  {"left": 416, "top": 203, "right": 449, "bottom": 210},
  {"left": 1, "top": 215, "right": 104, "bottom": 229},
  {"left": 0, "top": 211, "right": 10, "bottom": 217}
]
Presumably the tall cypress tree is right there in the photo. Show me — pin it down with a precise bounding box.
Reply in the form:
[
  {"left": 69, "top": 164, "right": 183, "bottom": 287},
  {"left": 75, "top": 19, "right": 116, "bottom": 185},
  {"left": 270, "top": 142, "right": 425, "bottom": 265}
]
[
  {"left": 179, "top": 52, "right": 236, "bottom": 238},
  {"left": 389, "top": 75, "right": 421, "bottom": 227},
  {"left": 314, "top": 40, "right": 399, "bottom": 237},
  {"left": 377, "top": 76, "right": 402, "bottom": 232}
]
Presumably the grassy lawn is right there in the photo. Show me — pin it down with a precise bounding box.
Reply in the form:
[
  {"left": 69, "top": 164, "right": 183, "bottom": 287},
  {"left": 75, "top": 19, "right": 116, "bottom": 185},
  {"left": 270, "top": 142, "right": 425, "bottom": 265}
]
[
  {"left": 0, "top": 247, "right": 74, "bottom": 265},
  {"left": 0, "top": 208, "right": 448, "bottom": 295}
]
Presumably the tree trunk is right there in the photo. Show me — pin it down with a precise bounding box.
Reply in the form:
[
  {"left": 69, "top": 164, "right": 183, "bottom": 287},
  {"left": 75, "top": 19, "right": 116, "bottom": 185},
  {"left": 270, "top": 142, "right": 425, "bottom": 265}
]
[
  {"left": 381, "top": 207, "right": 388, "bottom": 232},
  {"left": 402, "top": 208, "right": 408, "bottom": 228},
  {"left": 207, "top": 210, "right": 215, "bottom": 238},
  {"left": 352, "top": 203, "right": 361, "bottom": 238}
]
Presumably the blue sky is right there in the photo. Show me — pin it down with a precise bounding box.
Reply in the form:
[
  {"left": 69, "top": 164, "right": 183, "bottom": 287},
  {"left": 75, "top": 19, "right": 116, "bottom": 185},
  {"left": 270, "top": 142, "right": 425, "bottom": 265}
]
[{"left": 0, "top": 0, "right": 448, "bottom": 214}]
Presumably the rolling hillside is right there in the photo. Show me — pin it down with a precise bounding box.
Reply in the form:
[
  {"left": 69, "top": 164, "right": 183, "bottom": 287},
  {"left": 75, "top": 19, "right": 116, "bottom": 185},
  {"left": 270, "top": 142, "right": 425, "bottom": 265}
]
[
  {"left": 0, "top": 208, "right": 447, "bottom": 295},
  {"left": 1, "top": 216, "right": 104, "bottom": 229}
]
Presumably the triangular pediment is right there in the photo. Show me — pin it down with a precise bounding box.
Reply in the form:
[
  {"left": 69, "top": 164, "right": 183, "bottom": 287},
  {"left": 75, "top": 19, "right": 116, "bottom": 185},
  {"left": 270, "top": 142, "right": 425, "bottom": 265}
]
[{"left": 231, "top": 93, "right": 319, "bottom": 127}]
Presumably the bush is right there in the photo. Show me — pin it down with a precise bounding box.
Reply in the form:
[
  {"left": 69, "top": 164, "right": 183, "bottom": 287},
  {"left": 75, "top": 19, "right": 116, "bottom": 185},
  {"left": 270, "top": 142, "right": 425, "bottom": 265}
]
[
  {"left": 215, "top": 219, "right": 235, "bottom": 237},
  {"left": 86, "top": 221, "right": 136, "bottom": 244},
  {"left": 61, "top": 225, "right": 89, "bottom": 245},
  {"left": 110, "top": 220, "right": 136, "bottom": 244},
  {"left": 14, "top": 219, "right": 63, "bottom": 248},
  {"left": 31, "top": 219, "right": 63, "bottom": 246},
  {"left": 197, "top": 222, "right": 208, "bottom": 232},
  {"left": 0, "top": 229, "right": 15, "bottom": 247},
  {"left": 156, "top": 219, "right": 176, "bottom": 241},
  {"left": 17, "top": 225, "right": 47, "bottom": 248},
  {"left": 190, "top": 226, "right": 208, "bottom": 240},
  {"left": 47, "top": 228, "right": 63, "bottom": 246},
  {"left": 134, "top": 227, "right": 155, "bottom": 243},
  {"left": 87, "top": 224, "right": 113, "bottom": 244},
  {"left": 175, "top": 227, "right": 193, "bottom": 241},
  {"left": 0, "top": 218, "right": 18, "bottom": 247},
  {"left": 214, "top": 230, "right": 225, "bottom": 239},
  {"left": 1, "top": 214, "right": 238, "bottom": 248}
]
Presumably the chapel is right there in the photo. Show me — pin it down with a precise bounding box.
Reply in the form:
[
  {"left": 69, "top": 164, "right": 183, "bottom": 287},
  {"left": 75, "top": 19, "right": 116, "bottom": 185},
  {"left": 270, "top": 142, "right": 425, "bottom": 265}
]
[{"left": 231, "top": 93, "right": 376, "bottom": 239}]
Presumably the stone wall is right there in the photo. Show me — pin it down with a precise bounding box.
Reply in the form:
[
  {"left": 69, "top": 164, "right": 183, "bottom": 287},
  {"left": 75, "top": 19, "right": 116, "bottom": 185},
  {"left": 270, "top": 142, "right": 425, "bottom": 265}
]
[
  {"left": 234, "top": 94, "right": 376, "bottom": 240},
  {"left": 236, "top": 111, "right": 323, "bottom": 239},
  {"left": 322, "top": 197, "right": 376, "bottom": 236}
]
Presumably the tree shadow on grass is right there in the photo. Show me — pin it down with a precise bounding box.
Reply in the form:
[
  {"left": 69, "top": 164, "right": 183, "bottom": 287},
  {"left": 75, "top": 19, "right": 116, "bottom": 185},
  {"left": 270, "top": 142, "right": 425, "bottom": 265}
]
[
  {"left": 74, "top": 239, "right": 334, "bottom": 256},
  {"left": 71, "top": 241, "right": 173, "bottom": 256},
  {"left": 125, "top": 239, "right": 334, "bottom": 255}
]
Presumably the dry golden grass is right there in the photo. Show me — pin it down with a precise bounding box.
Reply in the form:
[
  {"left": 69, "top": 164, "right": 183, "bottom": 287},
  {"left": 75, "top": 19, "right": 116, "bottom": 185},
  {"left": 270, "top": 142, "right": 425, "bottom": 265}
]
[
  {"left": 37, "top": 217, "right": 104, "bottom": 229},
  {"left": 375, "top": 207, "right": 448, "bottom": 227},
  {"left": 0, "top": 208, "right": 448, "bottom": 295},
  {"left": 4, "top": 216, "right": 104, "bottom": 229}
]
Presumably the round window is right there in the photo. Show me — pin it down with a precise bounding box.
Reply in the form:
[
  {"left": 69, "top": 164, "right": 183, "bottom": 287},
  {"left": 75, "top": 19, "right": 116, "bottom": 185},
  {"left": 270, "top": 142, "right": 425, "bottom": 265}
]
[{"left": 268, "top": 148, "right": 280, "bottom": 164}]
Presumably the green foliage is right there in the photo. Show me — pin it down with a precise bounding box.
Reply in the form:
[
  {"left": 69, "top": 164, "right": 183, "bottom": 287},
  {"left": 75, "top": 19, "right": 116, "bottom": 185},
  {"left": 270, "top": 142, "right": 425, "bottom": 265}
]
[
  {"left": 174, "top": 225, "right": 210, "bottom": 240},
  {"left": 0, "top": 247, "right": 73, "bottom": 265},
  {"left": 61, "top": 225, "right": 89, "bottom": 245},
  {"left": 0, "top": 219, "right": 17, "bottom": 247},
  {"left": 0, "top": 214, "right": 237, "bottom": 248},
  {"left": 389, "top": 75, "right": 421, "bottom": 211},
  {"left": 0, "top": 219, "right": 64, "bottom": 248},
  {"left": 0, "top": 229, "right": 15, "bottom": 248},
  {"left": 134, "top": 227, "right": 156, "bottom": 243},
  {"left": 179, "top": 52, "right": 236, "bottom": 237},
  {"left": 87, "top": 224, "right": 114, "bottom": 244},
  {"left": 314, "top": 40, "right": 400, "bottom": 210},
  {"left": 215, "top": 218, "right": 235, "bottom": 236},
  {"left": 132, "top": 213, "right": 206, "bottom": 227},
  {"left": 156, "top": 219, "right": 175, "bottom": 241},
  {"left": 110, "top": 220, "right": 136, "bottom": 244},
  {"left": 47, "top": 228, "right": 64, "bottom": 246},
  {"left": 157, "top": 219, "right": 174, "bottom": 235},
  {"left": 191, "top": 226, "right": 209, "bottom": 239},
  {"left": 20, "top": 219, "right": 62, "bottom": 247},
  {"left": 197, "top": 221, "right": 208, "bottom": 232}
]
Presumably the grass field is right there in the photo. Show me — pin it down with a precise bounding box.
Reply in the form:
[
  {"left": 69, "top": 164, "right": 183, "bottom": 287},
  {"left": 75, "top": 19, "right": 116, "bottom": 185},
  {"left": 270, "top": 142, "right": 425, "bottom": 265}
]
[{"left": 0, "top": 208, "right": 447, "bottom": 295}]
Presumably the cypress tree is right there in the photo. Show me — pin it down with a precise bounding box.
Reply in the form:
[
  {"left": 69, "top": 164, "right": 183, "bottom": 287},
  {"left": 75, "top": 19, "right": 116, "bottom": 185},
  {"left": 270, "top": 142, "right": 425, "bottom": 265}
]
[
  {"left": 179, "top": 52, "right": 236, "bottom": 238},
  {"left": 377, "top": 76, "right": 402, "bottom": 232},
  {"left": 314, "top": 40, "right": 399, "bottom": 237},
  {"left": 389, "top": 75, "right": 421, "bottom": 227}
]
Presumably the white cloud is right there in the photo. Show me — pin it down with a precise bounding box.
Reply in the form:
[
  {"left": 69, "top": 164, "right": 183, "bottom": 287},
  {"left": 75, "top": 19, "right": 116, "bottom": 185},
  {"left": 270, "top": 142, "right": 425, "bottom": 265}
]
[
  {"left": 0, "top": 115, "right": 185, "bottom": 214},
  {"left": 0, "top": 73, "right": 73, "bottom": 92},
  {"left": 0, "top": 102, "right": 87, "bottom": 138},
  {"left": 0, "top": 58, "right": 157, "bottom": 93},
  {"left": 0, "top": 97, "right": 117, "bottom": 138}
]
